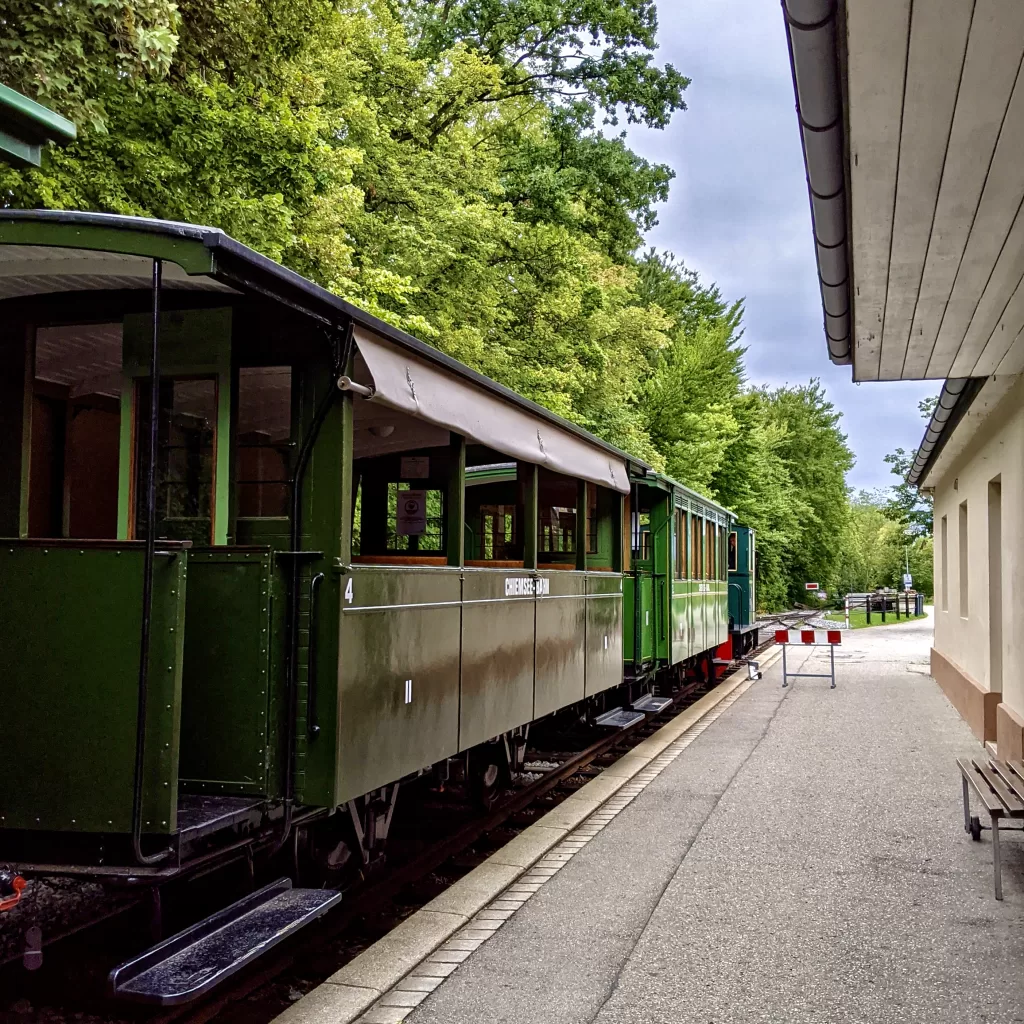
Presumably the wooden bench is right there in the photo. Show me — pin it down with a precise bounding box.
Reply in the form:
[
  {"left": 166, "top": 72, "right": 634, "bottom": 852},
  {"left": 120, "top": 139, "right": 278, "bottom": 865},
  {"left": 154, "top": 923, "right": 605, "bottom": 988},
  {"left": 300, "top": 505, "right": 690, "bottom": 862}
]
[{"left": 956, "top": 757, "right": 1024, "bottom": 899}]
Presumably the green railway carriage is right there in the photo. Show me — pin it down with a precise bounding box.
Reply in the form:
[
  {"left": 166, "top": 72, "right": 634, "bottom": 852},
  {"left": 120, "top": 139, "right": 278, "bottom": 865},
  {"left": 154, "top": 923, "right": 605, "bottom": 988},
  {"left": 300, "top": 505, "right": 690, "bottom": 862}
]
[
  {"left": 623, "top": 472, "right": 734, "bottom": 685},
  {"left": 727, "top": 524, "right": 759, "bottom": 656},
  {"left": 0, "top": 209, "right": 643, "bottom": 862},
  {"left": 0, "top": 210, "right": 749, "bottom": 1000}
]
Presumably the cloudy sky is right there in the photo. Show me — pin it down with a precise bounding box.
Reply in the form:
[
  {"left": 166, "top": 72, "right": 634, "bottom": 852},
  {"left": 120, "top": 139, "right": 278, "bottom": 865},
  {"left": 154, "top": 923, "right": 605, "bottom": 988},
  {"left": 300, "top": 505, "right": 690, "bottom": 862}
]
[{"left": 624, "top": 0, "right": 938, "bottom": 492}]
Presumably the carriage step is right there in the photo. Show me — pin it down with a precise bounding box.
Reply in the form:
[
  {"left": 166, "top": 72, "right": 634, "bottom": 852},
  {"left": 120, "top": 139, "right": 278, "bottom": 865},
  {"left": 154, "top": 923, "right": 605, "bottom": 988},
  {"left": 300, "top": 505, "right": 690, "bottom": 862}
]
[
  {"left": 595, "top": 708, "right": 646, "bottom": 729},
  {"left": 632, "top": 694, "right": 672, "bottom": 713},
  {"left": 108, "top": 878, "right": 341, "bottom": 1005}
]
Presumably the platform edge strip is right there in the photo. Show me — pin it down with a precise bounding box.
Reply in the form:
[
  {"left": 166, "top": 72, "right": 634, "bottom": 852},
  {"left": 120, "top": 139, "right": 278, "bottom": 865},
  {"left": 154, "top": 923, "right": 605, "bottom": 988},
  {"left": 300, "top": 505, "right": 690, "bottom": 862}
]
[{"left": 272, "top": 646, "right": 781, "bottom": 1024}]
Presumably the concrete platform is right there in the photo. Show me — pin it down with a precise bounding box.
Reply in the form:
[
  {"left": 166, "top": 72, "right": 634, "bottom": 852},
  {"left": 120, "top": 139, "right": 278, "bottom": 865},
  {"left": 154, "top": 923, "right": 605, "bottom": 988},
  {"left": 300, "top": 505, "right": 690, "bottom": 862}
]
[{"left": 395, "top": 611, "right": 1024, "bottom": 1023}]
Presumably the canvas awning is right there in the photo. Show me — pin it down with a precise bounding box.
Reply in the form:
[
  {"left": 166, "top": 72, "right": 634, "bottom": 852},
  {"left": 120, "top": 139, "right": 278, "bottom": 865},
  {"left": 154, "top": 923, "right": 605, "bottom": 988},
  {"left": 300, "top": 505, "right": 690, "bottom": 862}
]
[{"left": 353, "top": 327, "right": 631, "bottom": 493}]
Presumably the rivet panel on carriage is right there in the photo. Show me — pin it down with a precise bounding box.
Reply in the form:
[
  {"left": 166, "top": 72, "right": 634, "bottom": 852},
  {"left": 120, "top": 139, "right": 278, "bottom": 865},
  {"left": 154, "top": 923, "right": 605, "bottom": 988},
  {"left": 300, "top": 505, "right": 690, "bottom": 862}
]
[{"left": 0, "top": 209, "right": 756, "bottom": 1002}]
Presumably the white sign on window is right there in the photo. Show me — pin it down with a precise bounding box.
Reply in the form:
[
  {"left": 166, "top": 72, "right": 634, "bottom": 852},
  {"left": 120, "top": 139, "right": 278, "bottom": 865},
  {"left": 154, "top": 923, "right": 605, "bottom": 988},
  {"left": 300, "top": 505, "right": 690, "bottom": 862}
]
[
  {"left": 397, "top": 489, "right": 427, "bottom": 535},
  {"left": 401, "top": 456, "right": 430, "bottom": 479}
]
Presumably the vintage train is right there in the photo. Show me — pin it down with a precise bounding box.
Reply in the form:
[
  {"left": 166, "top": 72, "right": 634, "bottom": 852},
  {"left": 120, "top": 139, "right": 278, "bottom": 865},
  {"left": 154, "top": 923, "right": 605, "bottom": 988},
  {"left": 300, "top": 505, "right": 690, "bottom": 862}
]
[{"left": 0, "top": 210, "right": 756, "bottom": 1002}]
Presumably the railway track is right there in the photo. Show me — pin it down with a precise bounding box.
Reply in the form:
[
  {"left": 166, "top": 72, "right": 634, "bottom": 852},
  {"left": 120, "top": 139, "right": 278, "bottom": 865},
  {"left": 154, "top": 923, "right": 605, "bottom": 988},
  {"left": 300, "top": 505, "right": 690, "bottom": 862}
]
[
  {"left": 160, "top": 636, "right": 791, "bottom": 1024},
  {"left": 1, "top": 627, "right": 792, "bottom": 1024}
]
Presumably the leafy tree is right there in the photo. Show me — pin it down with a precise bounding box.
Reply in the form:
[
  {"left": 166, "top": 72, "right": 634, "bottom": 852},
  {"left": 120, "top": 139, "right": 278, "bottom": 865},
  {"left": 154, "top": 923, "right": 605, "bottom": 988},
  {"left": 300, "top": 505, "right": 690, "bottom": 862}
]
[
  {"left": 0, "top": 0, "right": 870, "bottom": 613},
  {"left": 0, "top": 0, "right": 180, "bottom": 129},
  {"left": 882, "top": 395, "right": 938, "bottom": 536},
  {"left": 883, "top": 448, "right": 933, "bottom": 536},
  {"left": 397, "top": 0, "right": 690, "bottom": 128},
  {"left": 499, "top": 104, "right": 674, "bottom": 262}
]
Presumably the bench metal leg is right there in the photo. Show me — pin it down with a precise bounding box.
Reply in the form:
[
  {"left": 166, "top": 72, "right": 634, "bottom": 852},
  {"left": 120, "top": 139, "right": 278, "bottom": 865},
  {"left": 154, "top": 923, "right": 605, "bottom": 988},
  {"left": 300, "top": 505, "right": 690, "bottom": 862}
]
[
  {"left": 962, "top": 775, "right": 971, "bottom": 832},
  {"left": 992, "top": 815, "right": 1003, "bottom": 901}
]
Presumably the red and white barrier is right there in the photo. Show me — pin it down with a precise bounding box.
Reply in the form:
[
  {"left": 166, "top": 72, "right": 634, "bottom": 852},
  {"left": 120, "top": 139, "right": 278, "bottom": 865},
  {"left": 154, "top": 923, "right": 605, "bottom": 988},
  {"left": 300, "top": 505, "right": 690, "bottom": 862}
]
[
  {"left": 775, "top": 626, "right": 841, "bottom": 689},
  {"left": 774, "top": 629, "right": 841, "bottom": 646}
]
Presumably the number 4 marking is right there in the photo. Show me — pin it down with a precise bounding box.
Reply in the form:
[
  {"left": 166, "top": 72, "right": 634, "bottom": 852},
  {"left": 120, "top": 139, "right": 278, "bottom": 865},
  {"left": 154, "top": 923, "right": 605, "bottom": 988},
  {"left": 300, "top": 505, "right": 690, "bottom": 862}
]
[{"left": 344, "top": 578, "right": 354, "bottom": 604}]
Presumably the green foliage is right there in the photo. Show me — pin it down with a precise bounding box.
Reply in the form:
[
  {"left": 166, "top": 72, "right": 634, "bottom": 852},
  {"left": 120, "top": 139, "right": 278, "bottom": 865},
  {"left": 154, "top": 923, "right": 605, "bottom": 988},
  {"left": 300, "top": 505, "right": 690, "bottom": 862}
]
[
  {"left": 397, "top": 0, "right": 690, "bottom": 128},
  {"left": 0, "top": 0, "right": 181, "bottom": 130},
  {"left": 834, "top": 495, "right": 933, "bottom": 600},
  {"left": 883, "top": 447, "right": 933, "bottom": 535},
  {"left": 1, "top": 0, "right": 866, "bottom": 613}
]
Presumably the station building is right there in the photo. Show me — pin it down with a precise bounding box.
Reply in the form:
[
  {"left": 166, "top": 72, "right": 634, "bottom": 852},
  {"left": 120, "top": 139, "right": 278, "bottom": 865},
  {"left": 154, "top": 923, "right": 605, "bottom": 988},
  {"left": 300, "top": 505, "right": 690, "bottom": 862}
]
[{"left": 785, "top": 1, "right": 1024, "bottom": 756}]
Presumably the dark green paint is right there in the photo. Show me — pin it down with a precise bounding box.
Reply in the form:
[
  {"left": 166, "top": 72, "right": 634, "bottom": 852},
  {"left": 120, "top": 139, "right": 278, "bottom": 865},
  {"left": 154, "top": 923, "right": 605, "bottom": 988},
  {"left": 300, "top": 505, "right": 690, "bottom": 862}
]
[
  {"left": 179, "top": 549, "right": 273, "bottom": 795},
  {"left": 0, "top": 84, "right": 75, "bottom": 168},
  {"left": 0, "top": 221, "right": 214, "bottom": 274},
  {"left": 728, "top": 525, "right": 756, "bottom": 628},
  {"left": 0, "top": 326, "right": 30, "bottom": 536},
  {"left": 585, "top": 573, "right": 624, "bottom": 696},
  {"left": 335, "top": 567, "right": 463, "bottom": 805},
  {"left": 0, "top": 543, "right": 185, "bottom": 833},
  {"left": 460, "top": 569, "right": 536, "bottom": 748},
  {"left": 575, "top": 482, "right": 587, "bottom": 571},
  {"left": 534, "top": 572, "right": 587, "bottom": 717},
  {"left": 294, "top": 368, "right": 344, "bottom": 808},
  {"left": 522, "top": 464, "right": 538, "bottom": 570},
  {"left": 447, "top": 435, "right": 466, "bottom": 567}
]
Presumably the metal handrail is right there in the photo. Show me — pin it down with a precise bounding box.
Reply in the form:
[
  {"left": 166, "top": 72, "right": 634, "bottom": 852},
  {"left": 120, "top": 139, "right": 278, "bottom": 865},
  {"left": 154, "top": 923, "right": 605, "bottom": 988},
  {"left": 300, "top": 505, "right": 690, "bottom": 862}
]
[
  {"left": 307, "top": 572, "right": 325, "bottom": 740},
  {"left": 131, "top": 258, "right": 172, "bottom": 866}
]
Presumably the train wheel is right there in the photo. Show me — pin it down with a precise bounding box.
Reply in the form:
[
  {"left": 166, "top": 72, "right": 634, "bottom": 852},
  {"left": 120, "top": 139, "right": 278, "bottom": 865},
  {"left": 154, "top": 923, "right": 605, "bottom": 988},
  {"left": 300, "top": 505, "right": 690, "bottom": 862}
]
[{"left": 469, "top": 747, "right": 507, "bottom": 810}]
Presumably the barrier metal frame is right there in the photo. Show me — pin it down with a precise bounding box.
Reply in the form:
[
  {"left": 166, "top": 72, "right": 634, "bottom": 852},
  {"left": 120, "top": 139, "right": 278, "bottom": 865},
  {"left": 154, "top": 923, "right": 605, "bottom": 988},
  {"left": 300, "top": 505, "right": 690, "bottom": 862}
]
[{"left": 776, "top": 630, "right": 839, "bottom": 689}]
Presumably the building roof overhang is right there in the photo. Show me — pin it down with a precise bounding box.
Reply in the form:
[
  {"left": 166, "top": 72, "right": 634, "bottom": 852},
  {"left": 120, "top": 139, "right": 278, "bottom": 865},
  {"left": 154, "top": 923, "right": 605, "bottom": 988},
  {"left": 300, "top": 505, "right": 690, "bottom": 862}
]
[{"left": 784, "top": 0, "right": 1024, "bottom": 484}]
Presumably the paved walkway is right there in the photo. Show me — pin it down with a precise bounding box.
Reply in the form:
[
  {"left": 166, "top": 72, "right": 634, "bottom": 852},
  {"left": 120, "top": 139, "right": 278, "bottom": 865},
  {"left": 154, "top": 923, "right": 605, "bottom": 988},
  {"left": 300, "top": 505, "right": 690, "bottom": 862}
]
[{"left": 408, "top": 612, "right": 1024, "bottom": 1023}]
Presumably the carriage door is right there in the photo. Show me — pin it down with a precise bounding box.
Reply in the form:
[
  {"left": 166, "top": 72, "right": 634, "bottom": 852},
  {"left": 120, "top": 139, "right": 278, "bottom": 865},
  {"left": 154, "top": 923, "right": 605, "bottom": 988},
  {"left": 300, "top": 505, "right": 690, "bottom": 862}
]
[{"left": 630, "top": 489, "right": 658, "bottom": 665}]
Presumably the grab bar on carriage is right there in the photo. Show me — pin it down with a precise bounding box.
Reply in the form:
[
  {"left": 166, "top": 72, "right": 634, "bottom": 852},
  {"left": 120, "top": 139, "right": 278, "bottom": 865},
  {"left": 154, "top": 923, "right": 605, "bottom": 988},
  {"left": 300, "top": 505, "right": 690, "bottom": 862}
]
[{"left": 307, "top": 572, "right": 325, "bottom": 741}]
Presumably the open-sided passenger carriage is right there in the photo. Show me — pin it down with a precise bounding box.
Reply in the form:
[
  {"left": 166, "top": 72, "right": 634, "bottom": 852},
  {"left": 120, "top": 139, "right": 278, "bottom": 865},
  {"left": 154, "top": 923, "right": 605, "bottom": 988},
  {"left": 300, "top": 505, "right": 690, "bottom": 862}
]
[{"left": 0, "top": 210, "right": 743, "bottom": 1002}]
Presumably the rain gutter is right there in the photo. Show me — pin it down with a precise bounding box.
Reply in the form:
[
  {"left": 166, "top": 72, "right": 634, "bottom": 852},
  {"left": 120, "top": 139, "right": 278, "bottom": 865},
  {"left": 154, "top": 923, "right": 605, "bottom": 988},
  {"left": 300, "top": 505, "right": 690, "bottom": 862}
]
[
  {"left": 907, "top": 378, "right": 986, "bottom": 488},
  {"left": 782, "top": 0, "right": 852, "bottom": 365}
]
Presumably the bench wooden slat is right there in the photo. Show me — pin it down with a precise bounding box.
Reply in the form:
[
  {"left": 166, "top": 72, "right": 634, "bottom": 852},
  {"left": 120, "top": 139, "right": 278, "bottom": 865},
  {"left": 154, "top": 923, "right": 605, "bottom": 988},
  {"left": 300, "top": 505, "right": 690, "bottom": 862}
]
[
  {"left": 973, "top": 758, "right": 1024, "bottom": 815},
  {"left": 1008, "top": 759, "right": 1024, "bottom": 784},
  {"left": 956, "top": 757, "right": 1006, "bottom": 815},
  {"left": 989, "top": 760, "right": 1024, "bottom": 809}
]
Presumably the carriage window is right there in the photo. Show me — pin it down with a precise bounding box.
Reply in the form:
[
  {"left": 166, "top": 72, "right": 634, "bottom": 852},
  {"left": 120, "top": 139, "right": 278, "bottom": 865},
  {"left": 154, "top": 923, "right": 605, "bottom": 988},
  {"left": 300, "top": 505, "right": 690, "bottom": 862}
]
[
  {"left": 674, "top": 509, "right": 685, "bottom": 579},
  {"left": 690, "top": 514, "right": 701, "bottom": 579},
  {"left": 704, "top": 520, "right": 715, "bottom": 579},
  {"left": 352, "top": 446, "right": 450, "bottom": 563},
  {"left": 538, "top": 468, "right": 578, "bottom": 567},
  {"left": 463, "top": 457, "right": 524, "bottom": 565},
  {"left": 540, "top": 506, "right": 576, "bottom": 554},
  {"left": 237, "top": 367, "right": 291, "bottom": 517},
  {"left": 479, "top": 505, "right": 517, "bottom": 559},
  {"left": 586, "top": 483, "right": 599, "bottom": 555},
  {"left": 387, "top": 482, "right": 444, "bottom": 552},
  {"left": 631, "top": 509, "right": 651, "bottom": 562},
  {"left": 728, "top": 531, "right": 738, "bottom": 572},
  {"left": 29, "top": 323, "right": 123, "bottom": 539},
  {"left": 134, "top": 377, "right": 217, "bottom": 544}
]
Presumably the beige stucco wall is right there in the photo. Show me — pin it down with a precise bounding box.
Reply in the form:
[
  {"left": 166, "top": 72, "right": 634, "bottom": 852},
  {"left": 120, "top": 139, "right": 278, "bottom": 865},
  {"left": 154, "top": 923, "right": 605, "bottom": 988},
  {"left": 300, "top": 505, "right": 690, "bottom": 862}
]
[{"left": 929, "top": 376, "right": 1024, "bottom": 749}]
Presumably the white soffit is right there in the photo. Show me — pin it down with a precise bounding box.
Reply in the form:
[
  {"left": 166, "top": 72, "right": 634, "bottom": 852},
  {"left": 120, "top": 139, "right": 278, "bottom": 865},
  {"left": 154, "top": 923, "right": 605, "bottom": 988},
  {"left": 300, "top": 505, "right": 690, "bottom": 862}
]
[
  {"left": 877, "top": 0, "right": 972, "bottom": 380},
  {"left": 353, "top": 327, "right": 631, "bottom": 494},
  {"left": 848, "top": 1, "right": 1024, "bottom": 381},
  {"left": 846, "top": 0, "right": 911, "bottom": 380}
]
